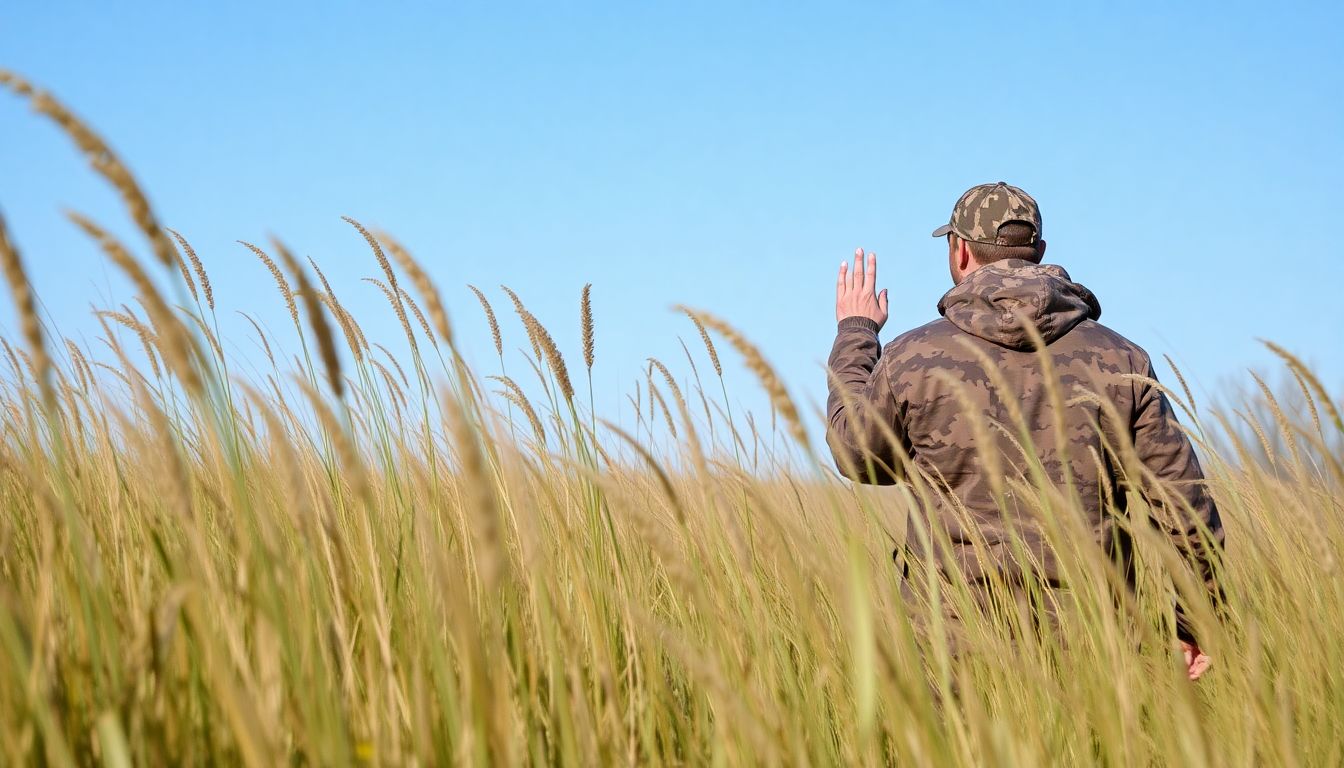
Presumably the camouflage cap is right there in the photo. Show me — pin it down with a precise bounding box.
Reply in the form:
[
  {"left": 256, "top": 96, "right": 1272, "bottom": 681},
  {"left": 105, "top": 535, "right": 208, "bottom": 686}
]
[{"left": 931, "top": 181, "right": 1042, "bottom": 245}]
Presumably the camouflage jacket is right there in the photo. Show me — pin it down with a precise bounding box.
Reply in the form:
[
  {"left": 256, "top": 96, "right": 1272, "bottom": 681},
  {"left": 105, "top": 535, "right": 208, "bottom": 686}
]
[{"left": 826, "top": 259, "right": 1223, "bottom": 637}]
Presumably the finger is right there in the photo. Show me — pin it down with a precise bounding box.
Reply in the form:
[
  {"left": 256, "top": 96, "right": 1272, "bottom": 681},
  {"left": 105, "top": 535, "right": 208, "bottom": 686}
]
[
  {"left": 1189, "top": 654, "right": 1211, "bottom": 681},
  {"left": 864, "top": 250, "right": 877, "bottom": 292},
  {"left": 839, "top": 260, "right": 849, "bottom": 295},
  {"left": 853, "top": 249, "right": 864, "bottom": 291},
  {"left": 879, "top": 288, "right": 888, "bottom": 316}
]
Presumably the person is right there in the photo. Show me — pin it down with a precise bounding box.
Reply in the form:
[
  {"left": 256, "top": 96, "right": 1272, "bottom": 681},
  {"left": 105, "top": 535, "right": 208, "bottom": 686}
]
[{"left": 825, "top": 181, "right": 1223, "bottom": 680}]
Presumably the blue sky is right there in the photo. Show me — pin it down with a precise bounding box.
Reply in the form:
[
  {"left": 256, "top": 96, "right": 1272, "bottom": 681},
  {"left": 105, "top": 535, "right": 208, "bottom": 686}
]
[{"left": 2, "top": 2, "right": 1341, "bottom": 442}]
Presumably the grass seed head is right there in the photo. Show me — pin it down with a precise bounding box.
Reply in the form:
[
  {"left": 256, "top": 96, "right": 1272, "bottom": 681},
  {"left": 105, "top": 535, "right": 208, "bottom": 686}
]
[
  {"left": 398, "top": 286, "right": 436, "bottom": 347},
  {"left": 272, "top": 238, "right": 342, "bottom": 399},
  {"left": 684, "top": 307, "right": 722, "bottom": 377},
  {"left": 241, "top": 240, "right": 298, "bottom": 326},
  {"left": 469, "top": 284, "right": 503, "bottom": 358},
  {"left": 167, "top": 228, "right": 213, "bottom": 310},
  {"left": 506, "top": 294, "right": 573, "bottom": 404},
  {"left": 378, "top": 230, "right": 454, "bottom": 348},
  {"left": 581, "top": 283, "right": 594, "bottom": 371}
]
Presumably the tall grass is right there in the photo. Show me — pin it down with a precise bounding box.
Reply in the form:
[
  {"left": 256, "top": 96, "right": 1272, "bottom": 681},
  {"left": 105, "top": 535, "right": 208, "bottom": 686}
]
[{"left": 1, "top": 71, "right": 1342, "bottom": 766}]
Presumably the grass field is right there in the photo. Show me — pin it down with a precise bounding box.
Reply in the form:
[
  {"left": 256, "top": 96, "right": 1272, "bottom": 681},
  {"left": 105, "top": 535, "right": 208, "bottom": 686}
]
[{"left": 1, "top": 70, "right": 1342, "bottom": 767}]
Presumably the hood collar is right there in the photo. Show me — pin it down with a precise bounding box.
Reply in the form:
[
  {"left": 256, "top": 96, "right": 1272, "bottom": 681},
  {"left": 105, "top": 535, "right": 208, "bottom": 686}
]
[{"left": 937, "top": 260, "right": 1101, "bottom": 351}]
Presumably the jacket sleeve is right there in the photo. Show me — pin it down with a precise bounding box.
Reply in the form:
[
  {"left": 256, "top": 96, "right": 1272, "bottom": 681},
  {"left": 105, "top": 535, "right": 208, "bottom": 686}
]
[
  {"left": 826, "top": 316, "right": 906, "bottom": 484},
  {"left": 1130, "top": 354, "right": 1226, "bottom": 643}
]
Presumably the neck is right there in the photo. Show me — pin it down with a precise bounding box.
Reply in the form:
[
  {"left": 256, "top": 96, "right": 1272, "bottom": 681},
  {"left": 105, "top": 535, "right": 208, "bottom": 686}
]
[{"left": 955, "top": 257, "right": 1040, "bottom": 285}]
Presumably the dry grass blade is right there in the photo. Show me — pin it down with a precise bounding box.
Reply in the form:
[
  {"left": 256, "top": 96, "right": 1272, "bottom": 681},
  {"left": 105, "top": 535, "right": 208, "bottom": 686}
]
[
  {"left": 180, "top": 306, "right": 225, "bottom": 363},
  {"left": 676, "top": 305, "right": 807, "bottom": 448},
  {"left": 166, "top": 237, "right": 199, "bottom": 304},
  {"left": 532, "top": 316, "right": 574, "bottom": 404},
  {"left": 377, "top": 230, "right": 454, "bottom": 348},
  {"left": 315, "top": 293, "right": 366, "bottom": 364},
  {"left": 374, "top": 343, "right": 410, "bottom": 388},
  {"left": 502, "top": 286, "right": 573, "bottom": 403},
  {"left": 64, "top": 338, "right": 92, "bottom": 391},
  {"left": 294, "top": 373, "right": 365, "bottom": 501},
  {"left": 337, "top": 304, "right": 369, "bottom": 359},
  {"left": 500, "top": 285, "right": 542, "bottom": 362},
  {"left": 468, "top": 284, "right": 503, "bottom": 358},
  {"left": 372, "top": 359, "right": 408, "bottom": 413},
  {"left": 1262, "top": 339, "right": 1343, "bottom": 434},
  {"left": 1250, "top": 370, "right": 1302, "bottom": 468},
  {"left": 446, "top": 392, "right": 503, "bottom": 590},
  {"left": 167, "top": 228, "right": 213, "bottom": 310},
  {"left": 308, "top": 257, "right": 366, "bottom": 362},
  {"left": 131, "top": 370, "right": 192, "bottom": 518},
  {"left": 273, "top": 239, "right": 343, "bottom": 399},
  {"left": 581, "top": 283, "right": 594, "bottom": 371},
  {"left": 237, "top": 311, "right": 275, "bottom": 366},
  {"left": 240, "top": 240, "right": 298, "bottom": 326},
  {"left": 97, "top": 309, "right": 162, "bottom": 379},
  {"left": 646, "top": 374, "right": 677, "bottom": 440},
  {"left": 600, "top": 418, "right": 683, "bottom": 522},
  {"left": 344, "top": 216, "right": 416, "bottom": 350},
  {"left": 1163, "top": 354, "right": 1197, "bottom": 416},
  {"left": 363, "top": 277, "right": 420, "bottom": 355},
  {"left": 0, "top": 209, "right": 55, "bottom": 411},
  {"left": 683, "top": 307, "right": 722, "bottom": 377},
  {"left": 1285, "top": 366, "right": 1324, "bottom": 445},
  {"left": 647, "top": 356, "right": 705, "bottom": 461},
  {"left": 489, "top": 375, "right": 546, "bottom": 445},
  {"left": 0, "top": 70, "right": 179, "bottom": 271},
  {"left": 68, "top": 211, "right": 202, "bottom": 395},
  {"left": 398, "top": 286, "right": 437, "bottom": 347}
]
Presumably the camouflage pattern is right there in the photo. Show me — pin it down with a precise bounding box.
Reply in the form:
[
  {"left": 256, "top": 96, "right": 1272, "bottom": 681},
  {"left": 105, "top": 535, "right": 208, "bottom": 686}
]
[
  {"left": 930, "top": 181, "right": 1042, "bottom": 245},
  {"left": 826, "top": 259, "right": 1223, "bottom": 640}
]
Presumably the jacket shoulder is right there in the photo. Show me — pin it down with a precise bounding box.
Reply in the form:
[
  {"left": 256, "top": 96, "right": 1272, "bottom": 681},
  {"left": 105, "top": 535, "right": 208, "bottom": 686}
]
[
  {"left": 884, "top": 318, "right": 960, "bottom": 356},
  {"left": 1069, "top": 319, "right": 1153, "bottom": 371}
]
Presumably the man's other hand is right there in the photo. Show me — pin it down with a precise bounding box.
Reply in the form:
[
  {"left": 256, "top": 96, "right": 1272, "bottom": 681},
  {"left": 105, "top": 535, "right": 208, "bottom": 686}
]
[
  {"left": 836, "top": 248, "right": 889, "bottom": 328},
  {"left": 1181, "top": 640, "right": 1212, "bottom": 681}
]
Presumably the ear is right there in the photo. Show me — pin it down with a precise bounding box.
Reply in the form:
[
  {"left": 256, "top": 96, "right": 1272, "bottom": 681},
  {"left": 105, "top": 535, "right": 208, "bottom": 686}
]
[
  {"left": 958, "top": 239, "right": 973, "bottom": 271},
  {"left": 1037, "top": 239, "right": 1048, "bottom": 260}
]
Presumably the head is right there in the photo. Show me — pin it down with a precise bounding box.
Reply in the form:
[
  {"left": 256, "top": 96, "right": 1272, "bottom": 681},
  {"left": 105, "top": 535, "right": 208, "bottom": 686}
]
[
  {"left": 946, "top": 223, "right": 1047, "bottom": 283},
  {"left": 932, "top": 182, "right": 1047, "bottom": 285}
]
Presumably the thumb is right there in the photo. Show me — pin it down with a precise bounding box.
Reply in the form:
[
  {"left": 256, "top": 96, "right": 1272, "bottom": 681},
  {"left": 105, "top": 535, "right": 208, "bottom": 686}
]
[{"left": 879, "top": 289, "right": 889, "bottom": 314}]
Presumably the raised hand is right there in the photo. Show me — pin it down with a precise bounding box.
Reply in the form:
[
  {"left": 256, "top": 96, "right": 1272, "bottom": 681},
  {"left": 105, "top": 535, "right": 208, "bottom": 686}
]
[
  {"left": 836, "top": 247, "right": 889, "bottom": 329},
  {"left": 1181, "top": 640, "right": 1212, "bottom": 681}
]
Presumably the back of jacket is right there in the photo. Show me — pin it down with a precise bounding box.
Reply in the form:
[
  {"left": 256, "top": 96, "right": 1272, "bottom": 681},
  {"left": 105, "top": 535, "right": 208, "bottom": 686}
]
[{"left": 826, "top": 260, "right": 1222, "bottom": 619}]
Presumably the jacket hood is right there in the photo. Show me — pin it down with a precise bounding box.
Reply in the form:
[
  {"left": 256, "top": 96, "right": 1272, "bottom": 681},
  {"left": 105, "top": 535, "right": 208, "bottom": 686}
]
[{"left": 937, "top": 259, "right": 1101, "bottom": 350}]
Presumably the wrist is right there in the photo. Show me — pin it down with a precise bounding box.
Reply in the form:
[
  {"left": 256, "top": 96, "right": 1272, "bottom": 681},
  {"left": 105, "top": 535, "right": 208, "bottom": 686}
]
[{"left": 837, "top": 316, "right": 880, "bottom": 334}]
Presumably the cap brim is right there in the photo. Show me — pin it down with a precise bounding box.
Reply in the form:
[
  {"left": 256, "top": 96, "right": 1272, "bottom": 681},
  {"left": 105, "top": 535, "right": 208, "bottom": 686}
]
[{"left": 931, "top": 224, "right": 953, "bottom": 238}]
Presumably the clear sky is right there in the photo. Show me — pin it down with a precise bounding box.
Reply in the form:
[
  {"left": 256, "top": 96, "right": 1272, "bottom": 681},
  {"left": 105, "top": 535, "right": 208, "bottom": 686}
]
[{"left": 2, "top": 2, "right": 1341, "bottom": 443}]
